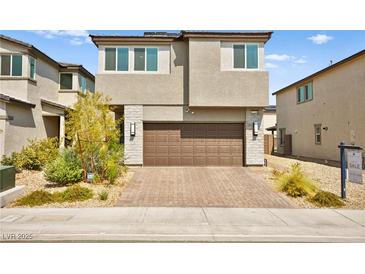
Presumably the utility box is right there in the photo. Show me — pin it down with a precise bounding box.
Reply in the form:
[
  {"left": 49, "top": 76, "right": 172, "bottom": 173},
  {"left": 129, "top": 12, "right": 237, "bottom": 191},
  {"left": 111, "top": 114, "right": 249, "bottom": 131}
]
[{"left": 0, "top": 166, "right": 16, "bottom": 192}]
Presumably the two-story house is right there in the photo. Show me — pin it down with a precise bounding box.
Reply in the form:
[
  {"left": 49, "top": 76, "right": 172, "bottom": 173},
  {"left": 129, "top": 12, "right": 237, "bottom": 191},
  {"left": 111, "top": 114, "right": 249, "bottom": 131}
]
[
  {"left": 0, "top": 35, "right": 95, "bottom": 156},
  {"left": 91, "top": 31, "right": 272, "bottom": 166},
  {"left": 274, "top": 49, "right": 365, "bottom": 162}
]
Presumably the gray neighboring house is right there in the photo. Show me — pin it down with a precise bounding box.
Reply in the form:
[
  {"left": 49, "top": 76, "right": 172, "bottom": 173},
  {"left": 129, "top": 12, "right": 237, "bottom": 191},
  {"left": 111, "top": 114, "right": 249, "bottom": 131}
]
[
  {"left": 91, "top": 31, "right": 272, "bottom": 166},
  {"left": 274, "top": 49, "right": 365, "bottom": 162},
  {"left": 0, "top": 35, "right": 95, "bottom": 157}
]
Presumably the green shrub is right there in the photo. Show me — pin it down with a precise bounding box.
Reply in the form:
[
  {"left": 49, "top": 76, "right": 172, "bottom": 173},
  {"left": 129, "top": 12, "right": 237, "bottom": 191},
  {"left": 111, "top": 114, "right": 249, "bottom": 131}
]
[
  {"left": 276, "top": 163, "right": 318, "bottom": 197},
  {"left": 44, "top": 149, "right": 83, "bottom": 185},
  {"left": 61, "top": 185, "right": 93, "bottom": 202},
  {"left": 13, "top": 138, "right": 59, "bottom": 171},
  {"left": 15, "top": 185, "right": 93, "bottom": 207},
  {"left": 98, "top": 190, "right": 109, "bottom": 201},
  {"left": 1, "top": 152, "right": 21, "bottom": 172},
  {"left": 15, "top": 190, "right": 55, "bottom": 207},
  {"left": 308, "top": 191, "right": 345, "bottom": 208}
]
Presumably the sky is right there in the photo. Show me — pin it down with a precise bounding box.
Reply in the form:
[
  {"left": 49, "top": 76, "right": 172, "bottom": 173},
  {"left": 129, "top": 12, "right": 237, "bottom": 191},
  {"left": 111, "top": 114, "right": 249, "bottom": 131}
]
[{"left": 1, "top": 30, "right": 364, "bottom": 105}]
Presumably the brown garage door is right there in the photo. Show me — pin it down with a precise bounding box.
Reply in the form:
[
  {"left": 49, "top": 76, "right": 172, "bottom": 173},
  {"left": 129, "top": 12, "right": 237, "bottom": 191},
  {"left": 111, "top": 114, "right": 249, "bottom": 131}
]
[{"left": 143, "top": 123, "right": 244, "bottom": 166}]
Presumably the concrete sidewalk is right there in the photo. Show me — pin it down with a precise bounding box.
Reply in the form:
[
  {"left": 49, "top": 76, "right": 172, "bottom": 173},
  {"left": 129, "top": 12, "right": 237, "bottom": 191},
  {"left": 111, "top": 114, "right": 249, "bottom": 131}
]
[{"left": 1, "top": 207, "right": 365, "bottom": 242}]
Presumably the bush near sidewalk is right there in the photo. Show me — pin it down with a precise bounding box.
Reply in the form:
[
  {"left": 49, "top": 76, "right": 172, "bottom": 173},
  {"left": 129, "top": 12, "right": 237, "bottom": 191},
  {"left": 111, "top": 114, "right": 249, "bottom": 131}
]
[
  {"left": 15, "top": 185, "right": 93, "bottom": 207},
  {"left": 273, "top": 163, "right": 344, "bottom": 207}
]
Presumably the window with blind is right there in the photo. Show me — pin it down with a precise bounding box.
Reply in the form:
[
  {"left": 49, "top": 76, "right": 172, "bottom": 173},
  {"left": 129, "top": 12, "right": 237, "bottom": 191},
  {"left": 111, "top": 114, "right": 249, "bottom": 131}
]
[
  {"left": 0, "top": 54, "right": 22, "bottom": 76},
  {"left": 297, "top": 82, "right": 313, "bottom": 103},
  {"left": 233, "top": 44, "right": 258, "bottom": 69}
]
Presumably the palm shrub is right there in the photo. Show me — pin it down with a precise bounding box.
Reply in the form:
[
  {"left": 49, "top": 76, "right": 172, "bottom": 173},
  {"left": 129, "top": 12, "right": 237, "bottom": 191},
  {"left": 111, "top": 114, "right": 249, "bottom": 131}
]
[
  {"left": 44, "top": 148, "right": 83, "bottom": 185},
  {"left": 66, "top": 92, "right": 126, "bottom": 183},
  {"left": 276, "top": 163, "right": 318, "bottom": 197}
]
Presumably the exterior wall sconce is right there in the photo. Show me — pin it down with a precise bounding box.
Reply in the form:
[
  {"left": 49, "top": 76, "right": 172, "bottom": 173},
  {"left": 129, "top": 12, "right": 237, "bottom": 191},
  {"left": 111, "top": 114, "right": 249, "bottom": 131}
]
[
  {"left": 253, "top": 122, "right": 259, "bottom": 136},
  {"left": 323, "top": 126, "right": 328, "bottom": 131},
  {"left": 130, "top": 122, "right": 136, "bottom": 137}
]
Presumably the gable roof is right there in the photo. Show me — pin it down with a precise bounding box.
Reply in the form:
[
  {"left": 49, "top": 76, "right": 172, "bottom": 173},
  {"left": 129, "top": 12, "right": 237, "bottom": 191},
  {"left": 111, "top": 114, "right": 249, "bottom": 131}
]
[
  {"left": 0, "top": 34, "right": 94, "bottom": 81},
  {"left": 273, "top": 49, "right": 365, "bottom": 96},
  {"left": 90, "top": 31, "right": 273, "bottom": 46}
]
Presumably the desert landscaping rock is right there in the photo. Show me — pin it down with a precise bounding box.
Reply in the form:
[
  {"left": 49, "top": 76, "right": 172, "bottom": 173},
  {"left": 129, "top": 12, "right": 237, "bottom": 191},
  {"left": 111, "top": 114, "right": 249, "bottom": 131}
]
[{"left": 263, "top": 155, "right": 365, "bottom": 209}]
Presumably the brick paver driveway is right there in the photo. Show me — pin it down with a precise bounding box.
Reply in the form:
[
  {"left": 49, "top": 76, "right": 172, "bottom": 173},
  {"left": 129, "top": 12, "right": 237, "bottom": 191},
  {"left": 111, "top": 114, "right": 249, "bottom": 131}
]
[{"left": 117, "top": 167, "right": 294, "bottom": 208}]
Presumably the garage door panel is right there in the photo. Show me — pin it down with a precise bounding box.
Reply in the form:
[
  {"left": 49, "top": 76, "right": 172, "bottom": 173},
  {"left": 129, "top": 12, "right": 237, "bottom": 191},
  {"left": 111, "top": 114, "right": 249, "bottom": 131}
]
[{"left": 144, "top": 123, "right": 244, "bottom": 166}]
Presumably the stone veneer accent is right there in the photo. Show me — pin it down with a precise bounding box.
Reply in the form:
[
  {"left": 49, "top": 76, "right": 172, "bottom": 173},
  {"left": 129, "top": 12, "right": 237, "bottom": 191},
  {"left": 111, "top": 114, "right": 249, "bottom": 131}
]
[
  {"left": 245, "top": 109, "right": 264, "bottom": 165},
  {"left": 124, "top": 105, "right": 143, "bottom": 165}
]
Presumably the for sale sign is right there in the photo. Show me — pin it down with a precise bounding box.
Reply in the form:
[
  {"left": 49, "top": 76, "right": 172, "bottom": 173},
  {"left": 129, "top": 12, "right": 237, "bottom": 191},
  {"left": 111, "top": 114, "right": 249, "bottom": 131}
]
[{"left": 347, "top": 150, "right": 363, "bottom": 184}]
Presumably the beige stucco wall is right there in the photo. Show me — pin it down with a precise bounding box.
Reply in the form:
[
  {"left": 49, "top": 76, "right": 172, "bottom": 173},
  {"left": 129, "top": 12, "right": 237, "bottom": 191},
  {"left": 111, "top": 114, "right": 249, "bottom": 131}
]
[
  {"left": 263, "top": 111, "right": 276, "bottom": 135},
  {"left": 188, "top": 39, "right": 269, "bottom": 107},
  {"left": 96, "top": 42, "right": 187, "bottom": 105},
  {"left": 276, "top": 55, "right": 365, "bottom": 161},
  {"left": 143, "top": 106, "right": 246, "bottom": 122}
]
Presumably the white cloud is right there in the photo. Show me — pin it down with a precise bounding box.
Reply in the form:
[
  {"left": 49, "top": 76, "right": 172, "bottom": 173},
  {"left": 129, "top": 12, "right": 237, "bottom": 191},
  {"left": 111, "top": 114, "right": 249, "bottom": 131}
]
[
  {"left": 307, "top": 34, "right": 333, "bottom": 45},
  {"left": 266, "top": 62, "right": 279, "bottom": 68},
  {"left": 30, "top": 30, "right": 90, "bottom": 45},
  {"left": 294, "top": 57, "right": 307, "bottom": 64},
  {"left": 265, "top": 54, "right": 290, "bottom": 61}
]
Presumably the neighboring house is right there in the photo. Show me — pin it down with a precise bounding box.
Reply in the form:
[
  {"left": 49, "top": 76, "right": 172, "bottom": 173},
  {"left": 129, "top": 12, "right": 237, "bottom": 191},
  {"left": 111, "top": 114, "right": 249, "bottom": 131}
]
[
  {"left": 263, "top": 105, "right": 276, "bottom": 136},
  {"left": 274, "top": 49, "right": 365, "bottom": 162},
  {"left": 0, "top": 35, "right": 95, "bottom": 157},
  {"left": 90, "top": 31, "right": 272, "bottom": 166}
]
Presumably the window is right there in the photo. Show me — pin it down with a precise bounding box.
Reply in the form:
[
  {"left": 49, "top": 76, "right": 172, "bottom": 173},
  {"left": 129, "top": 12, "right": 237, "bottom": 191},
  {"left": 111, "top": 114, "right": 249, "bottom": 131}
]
[
  {"left": 314, "top": 124, "right": 321, "bottom": 145},
  {"left": 233, "top": 44, "right": 258, "bottom": 69},
  {"left": 134, "top": 48, "right": 158, "bottom": 72},
  {"left": 297, "top": 82, "right": 313, "bottom": 103},
  {"left": 279, "top": 128, "right": 286, "bottom": 146},
  {"left": 79, "top": 75, "right": 87, "bottom": 92},
  {"left": 0, "top": 54, "right": 22, "bottom": 76},
  {"left": 146, "top": 48, "right": 158, "bottom": 71},
  {"left": 247, "top": 44, "right": 258, "bottom": 69},
  {"left": 233, "top": 45, "right": 245, "bottom": 68},
  {"left": 117, "top": 48, "right": 129, "bottom": 71},
  {"left": 134, "top": 48, "right": 145, "bottom": 71},
  {"left": 105, "top": 48, "right": 116, "bottom": 71},
  {"left": 0, "top": 55, "right": 11, "bottom": 75},
  {"left": 29, "top": 56, "right": 36, "bottom": 80},
  {"left": 60, "top": 73, "right": 73, "bottom": 90}
]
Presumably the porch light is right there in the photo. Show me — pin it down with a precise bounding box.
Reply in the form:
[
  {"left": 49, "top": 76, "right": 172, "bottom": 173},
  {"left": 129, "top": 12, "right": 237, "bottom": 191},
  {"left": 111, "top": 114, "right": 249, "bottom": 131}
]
[
  {"left": 253, "top": 122, "right": 259, "bottom": 136},
  {"left": 130, "top": 122, "right": 136, "bottom": 137}
]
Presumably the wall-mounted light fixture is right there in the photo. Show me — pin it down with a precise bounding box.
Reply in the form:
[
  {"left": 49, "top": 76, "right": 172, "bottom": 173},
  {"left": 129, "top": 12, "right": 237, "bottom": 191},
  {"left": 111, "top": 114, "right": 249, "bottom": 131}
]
[
  {"left": 322, "top": 126, "right": 328, "bottom": 131},
  {"left": 130, "top": 122, "right": 136, "bottom": 137},
  {"left": 253, "top": 122, "right": 259, "bottom": 136}
]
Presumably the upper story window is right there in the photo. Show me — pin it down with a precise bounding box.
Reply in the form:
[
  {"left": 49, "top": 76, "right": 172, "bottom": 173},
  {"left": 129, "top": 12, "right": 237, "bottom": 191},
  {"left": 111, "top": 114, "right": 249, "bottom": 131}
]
[
  {"left": 0, "top": 54, "right": 22, "bottom": 76},
  {"left": 297, "top": 81, "right": 313, "bottom": 103},
  {"left": 29, "top": 56, "right": 36, "bottom": 80},
  {"left": 60, "top": 73, "right": 73, "bottom": 90},
  {"left": 105, "top": 47, "right": 129, "bottom": 71},
  {"left": 79, "top": 75, "right": 87, "bottom": 92},
  {"left": 233, "top": 44, "right": 258, "bottom": 69},
  {"left": 104, "top": 47, "right": 159, "bottom": 73},
  {"left": 134, "top": 48, "right": 158, "bottom": 72}
]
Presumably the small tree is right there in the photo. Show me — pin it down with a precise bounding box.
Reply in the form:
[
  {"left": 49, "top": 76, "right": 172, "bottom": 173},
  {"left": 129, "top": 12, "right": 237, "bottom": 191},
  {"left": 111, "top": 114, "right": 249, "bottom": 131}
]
[{"left": 66, "top": 92, "right": 124, "bottom": 183}]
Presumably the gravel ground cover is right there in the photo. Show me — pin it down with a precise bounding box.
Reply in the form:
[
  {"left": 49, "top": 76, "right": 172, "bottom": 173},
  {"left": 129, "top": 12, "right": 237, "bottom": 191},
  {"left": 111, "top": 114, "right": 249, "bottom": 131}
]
[
  {"left": 8, "top": 170, "right": 133, "bottom": 208},
  {"left": 261, "top": 155, "right": 365, "bottom": 209}
]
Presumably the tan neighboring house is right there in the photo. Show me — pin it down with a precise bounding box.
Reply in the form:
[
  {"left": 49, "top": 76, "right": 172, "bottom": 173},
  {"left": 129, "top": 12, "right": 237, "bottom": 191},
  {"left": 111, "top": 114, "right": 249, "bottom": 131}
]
[
  {"left": 0, "top": 35, "right": 95, "bottom": 157},
  {"left": 263, "top": 105, "right": 276, "bottom": 136},
  {"left": 91, "top": 31, "right": 272, "bottom": 166},
  {"left": 274, "top": 49, "right": 365, "bottom": 162}
]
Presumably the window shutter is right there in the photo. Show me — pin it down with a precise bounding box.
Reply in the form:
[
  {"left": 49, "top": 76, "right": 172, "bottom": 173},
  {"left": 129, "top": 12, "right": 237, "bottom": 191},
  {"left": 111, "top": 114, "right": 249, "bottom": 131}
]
[
  {"left": 146, "top": 48, "right": 158, "bottom": 71},
  {"left": 117, "top": 48, "right": 129, "bottom": 71}
]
